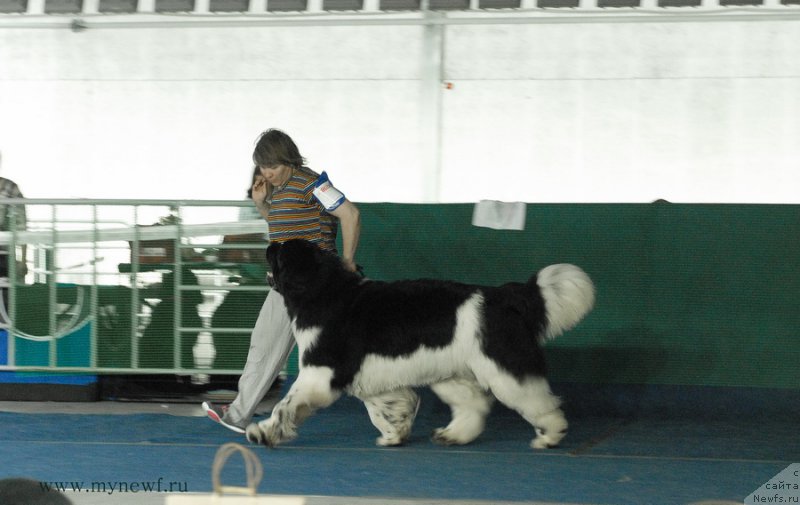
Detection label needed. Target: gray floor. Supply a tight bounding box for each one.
[0,400,205,417]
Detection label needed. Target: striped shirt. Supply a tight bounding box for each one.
[0,177,26,233]
[267,168,338,253]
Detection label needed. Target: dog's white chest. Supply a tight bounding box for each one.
[291,322,321,355]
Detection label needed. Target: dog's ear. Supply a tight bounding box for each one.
[266,242,281,268]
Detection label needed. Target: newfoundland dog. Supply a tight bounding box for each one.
[246,239,594,450]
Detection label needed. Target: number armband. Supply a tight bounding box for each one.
[312,171,346,212]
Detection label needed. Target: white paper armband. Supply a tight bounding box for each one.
[313,171,346,212]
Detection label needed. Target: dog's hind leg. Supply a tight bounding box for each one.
[486,373,567,449]
[362,387,420,447]
[430,378,494,446]
[246,366,340,448]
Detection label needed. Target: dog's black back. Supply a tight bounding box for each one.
[267,240,550,390]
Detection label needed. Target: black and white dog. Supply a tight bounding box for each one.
[246,239,595,450]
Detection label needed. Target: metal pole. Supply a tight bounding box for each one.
[131,206,140,369]
[420,3,446,202]
[173,205,183,370]
[90,204,99,369]
[49,205,57,368]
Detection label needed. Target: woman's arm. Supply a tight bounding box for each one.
[329,200,361,272]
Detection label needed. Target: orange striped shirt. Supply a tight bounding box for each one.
[267,168,338,253]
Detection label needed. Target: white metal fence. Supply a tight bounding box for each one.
[0,198,271,375]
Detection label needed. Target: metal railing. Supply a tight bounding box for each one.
[2,0,798,28]
[0,198,270,376]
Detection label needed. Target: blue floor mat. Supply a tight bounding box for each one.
[1,437,786,505]
[586,418,800,461]
[0,394,794,505]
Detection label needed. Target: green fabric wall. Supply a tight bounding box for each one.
[352,203,800,389]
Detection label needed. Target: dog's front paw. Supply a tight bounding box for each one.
[245,423,266,446]
[247,416,297,448]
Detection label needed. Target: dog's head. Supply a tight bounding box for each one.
[266,239,341,300]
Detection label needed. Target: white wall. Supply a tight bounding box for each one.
[0,24,426,202]
[1,16,798,204]
[440,21,800,203]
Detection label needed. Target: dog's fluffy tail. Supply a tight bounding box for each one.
[534,264,595,342]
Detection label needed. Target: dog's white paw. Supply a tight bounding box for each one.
[531,424,567,450]
[375,435,404,447]
[431,427,465,446]
[245,423,264,445]
[245,417,297,448]
[531,436,552,449]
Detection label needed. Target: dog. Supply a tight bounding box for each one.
[246,239,595,450]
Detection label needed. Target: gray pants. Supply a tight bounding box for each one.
[224,289,294,427]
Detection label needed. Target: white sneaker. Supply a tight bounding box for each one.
[202,401,246,434]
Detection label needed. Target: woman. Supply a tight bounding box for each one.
[203,129,361,433]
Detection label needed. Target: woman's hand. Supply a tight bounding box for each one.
[251,175,268,210]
